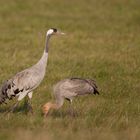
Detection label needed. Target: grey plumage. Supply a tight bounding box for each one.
[0,28,65,112]
[0,59,47,104]
[53,78,99,106]
[43,78,99,116]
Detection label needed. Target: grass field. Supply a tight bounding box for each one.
[0,0,140,139]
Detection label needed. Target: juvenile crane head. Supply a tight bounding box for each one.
[43,102,51,116]
[46,28,65,36]
[43,102,59,117]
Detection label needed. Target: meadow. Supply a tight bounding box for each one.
[0,0,140,139]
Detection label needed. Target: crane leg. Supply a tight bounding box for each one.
[27,99,33,114]
[5,92,28,114]
[5,102,19,114]
[69,100,75,117]
[27,92,33,114]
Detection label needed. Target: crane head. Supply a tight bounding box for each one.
[46,28,65,36]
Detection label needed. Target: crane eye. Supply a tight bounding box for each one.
[51,28,57,33]
[53,28,57,33]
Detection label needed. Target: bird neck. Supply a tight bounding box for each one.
[45,35,51,53]
[35,35,51,67]
[48,102,60,110]
[52,103,60,109]
[43,102,59,115]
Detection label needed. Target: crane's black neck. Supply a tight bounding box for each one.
[45,35,51,53]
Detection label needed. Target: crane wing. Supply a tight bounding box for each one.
[0,68,40,101]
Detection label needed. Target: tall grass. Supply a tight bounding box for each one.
[0,0,140,139]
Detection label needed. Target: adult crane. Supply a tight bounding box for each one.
[0,28,65,113]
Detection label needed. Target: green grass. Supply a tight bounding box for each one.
[0,0,140,139]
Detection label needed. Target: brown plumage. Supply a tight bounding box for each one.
[43,78,99,116]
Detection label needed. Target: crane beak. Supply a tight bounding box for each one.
[57,31,66,35]
[60,32,66,35]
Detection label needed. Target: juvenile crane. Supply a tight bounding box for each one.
[0,28,65,113]
[43,78,99,116]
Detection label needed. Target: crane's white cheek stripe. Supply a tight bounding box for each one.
[46,29,54,36]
